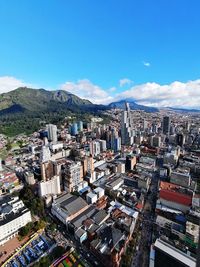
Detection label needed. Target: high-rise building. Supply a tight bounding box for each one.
[71,122,78,136]
[77,121,83,132]
[90,141,101,157]
[125,155,137,171]
[41,161,55,180]
[152,122,158,134]
[152,136,161,147]
[121,102,134,145]
[80,156,94,176]
[47,124,57,143]
[176,133,185,147]
[40,146,51,163]
[114,137,121,152]
[143,119,148,131]
[163,116,171,135]
[62,161,83,192]
[98,140,107,152]
[154,238,196,267]
[39,175,61,197]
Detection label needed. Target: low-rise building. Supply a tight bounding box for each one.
[51,193,89,225]
[159,189,192,213]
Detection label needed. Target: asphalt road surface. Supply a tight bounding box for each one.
[132,172,159,267]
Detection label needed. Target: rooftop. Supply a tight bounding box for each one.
[159,189,192,206]
[53,193,88,216]
[154,239,196,267]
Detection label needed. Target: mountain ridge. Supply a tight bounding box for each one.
[0,87,100,115]
[108,99,159,112]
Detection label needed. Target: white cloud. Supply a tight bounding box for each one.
[119,78,133,87]
[143,61,151,67]
[0,76,30,93]
[1,76,200,109]
[108,87,116,92]
[116,79,200,108]
[60,79,114,104]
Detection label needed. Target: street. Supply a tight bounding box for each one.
[131,172,159,267]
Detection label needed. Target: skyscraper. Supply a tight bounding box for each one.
[71,122,78,136]
[121,102,134,145]
[163,116,171,135]
[47,124,58,143]
[77,121,83,132]
[90,141,101,157]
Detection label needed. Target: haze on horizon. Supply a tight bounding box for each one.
[0,0,200,108]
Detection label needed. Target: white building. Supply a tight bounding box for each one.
[98,140,107,152]
[24,171,35,185]
[47,124,58,143]
[0,196,32,245]
[40,145,51,163]
[62,161,83,192]
[50,143,63,152]
[39,175,61,197]
[121,102,134,145]
[94,187,105,199]
[117,163,126,174]
[90,141,101,157]
[86,192,98,204]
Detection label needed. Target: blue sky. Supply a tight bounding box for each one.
[0,0,200,107]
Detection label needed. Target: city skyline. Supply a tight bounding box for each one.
[0,1,200,108]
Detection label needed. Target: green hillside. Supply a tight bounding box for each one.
[0,87,106,136]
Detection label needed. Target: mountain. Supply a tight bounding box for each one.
[0,87,105,115]
[168,107,200,113]
[108,99,159,113]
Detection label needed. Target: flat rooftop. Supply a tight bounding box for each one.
[155,239,196,267]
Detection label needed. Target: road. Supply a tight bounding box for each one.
[131,171,159,267]
[47,211,102,267]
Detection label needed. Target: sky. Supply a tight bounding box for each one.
[0,0,200,108]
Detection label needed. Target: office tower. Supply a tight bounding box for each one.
[40,145,51,163]
[71,122,78,136]
[62,161,83,192]
[114,137,121,152]
[77,121,83,132]
[47,124,58,143]
[185,121,191,132]
[98,140,107,152]
[152,122,158,134]
[90,141,101,157]
[143,119,148,131]
[152,136,161,147]
[176,133,185,147]
[125,155,137,171]
[110,128,121,152]
[163,116,171,135]
[121,102,134,145]
[170,125,175,135]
